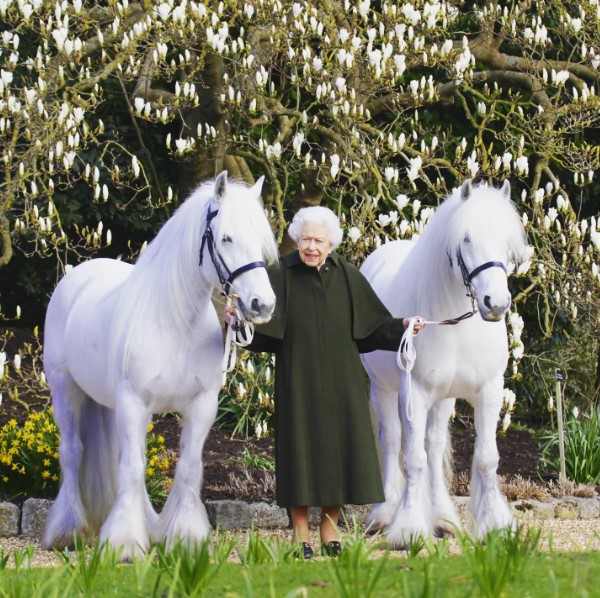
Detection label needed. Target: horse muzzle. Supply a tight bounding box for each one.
[238,296,275,324]
[479,293,511,322]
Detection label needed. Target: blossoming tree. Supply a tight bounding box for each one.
[1,0,599,417]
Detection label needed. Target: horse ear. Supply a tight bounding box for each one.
[460,179,472,201]
[252,175,265,196]
[214,171,228,202]
[501,179,511,199]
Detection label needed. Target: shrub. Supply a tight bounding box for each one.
[539,409,600,484]
[0,408,60,499]
[217,351,275,439]
[0,409,172,503]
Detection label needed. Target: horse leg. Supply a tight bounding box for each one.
[43,369,90,549]
[426,399,461,537]
[386,381,433,549]
[366,381,404,532]
[470,386,514,539]
[99,385,152,560]
[157,389,218,548]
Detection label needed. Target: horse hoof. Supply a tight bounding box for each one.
[434,526,456,539]
[364,523,386,536]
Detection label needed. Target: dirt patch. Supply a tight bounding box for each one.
[0,326,577,504]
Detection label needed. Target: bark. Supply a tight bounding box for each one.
[177,53,227,197]
[0,212,12,268]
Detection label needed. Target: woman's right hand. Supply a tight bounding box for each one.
[224,304,236,325]
[403,316,426,334]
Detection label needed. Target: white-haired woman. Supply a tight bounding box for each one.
[227,206,424,558]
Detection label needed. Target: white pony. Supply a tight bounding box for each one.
[43,172,278,559]
[361,180,528,547]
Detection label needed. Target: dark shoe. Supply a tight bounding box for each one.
[322,540,342,557]
[294,542,314,559]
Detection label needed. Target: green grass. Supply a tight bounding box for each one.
[2,531,600,596]
[539,409,600,484]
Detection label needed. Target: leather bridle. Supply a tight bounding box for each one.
[442,248,507,324]
[198,205,267,296]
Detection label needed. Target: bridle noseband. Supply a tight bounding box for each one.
[443,248,507,324]
[198,205,267,296]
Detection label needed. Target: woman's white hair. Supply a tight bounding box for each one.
[288,206,344,250]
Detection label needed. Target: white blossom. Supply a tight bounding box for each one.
[396,194,409,210]
[330,154,340,178]
[554,70,570,85]
[347,226,361,243]
[406,156,422,182]
[515,155,529,175]
[503,388,516,411]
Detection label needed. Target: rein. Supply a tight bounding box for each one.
[397,251,508,421]
[222,301,255,383]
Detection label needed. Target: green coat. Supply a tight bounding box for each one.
[248,250,405,507]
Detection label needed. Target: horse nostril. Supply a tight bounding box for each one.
[251,297,261,313]
[484,295,492,310]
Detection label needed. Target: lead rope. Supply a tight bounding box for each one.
[396,309,477,421]
[222,300,255,385]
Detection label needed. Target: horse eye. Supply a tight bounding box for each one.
[464,235,471,243]
[222,235,233,244]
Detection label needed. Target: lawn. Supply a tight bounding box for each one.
[1,527,599,597]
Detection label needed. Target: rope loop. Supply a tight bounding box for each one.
[222,303,255,384]
[395,309,476,421]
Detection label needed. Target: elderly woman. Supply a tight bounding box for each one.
[229,206,424,558]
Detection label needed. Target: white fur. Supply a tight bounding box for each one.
[43,174,277,560]
[361,180,527,547]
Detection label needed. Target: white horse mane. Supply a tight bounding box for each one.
[111,178,278,373]
[397,182,528,316]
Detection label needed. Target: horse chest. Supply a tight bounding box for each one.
[415,325,508,399]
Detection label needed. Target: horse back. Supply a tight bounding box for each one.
[360,239,415,313]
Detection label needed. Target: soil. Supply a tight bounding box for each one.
[1,375,546,503]
[0,326,551,504]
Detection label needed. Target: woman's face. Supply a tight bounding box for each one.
[297,222,333,268]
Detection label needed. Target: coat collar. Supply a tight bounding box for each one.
[283,249,340,268]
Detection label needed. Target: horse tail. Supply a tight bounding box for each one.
[79,396,119,533]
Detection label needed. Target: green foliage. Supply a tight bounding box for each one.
[154,539,223,598]
[539,409,600,484]
[54,536,119,594]
[228,446,275,471]
[0,408,172,503]
[327,533,389,598]
[144,422,173,505]
[3,533,600,596]
[457,526,542,597]
[217,351,275,439]
[0,408,60,499]
[236,529,295,566]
